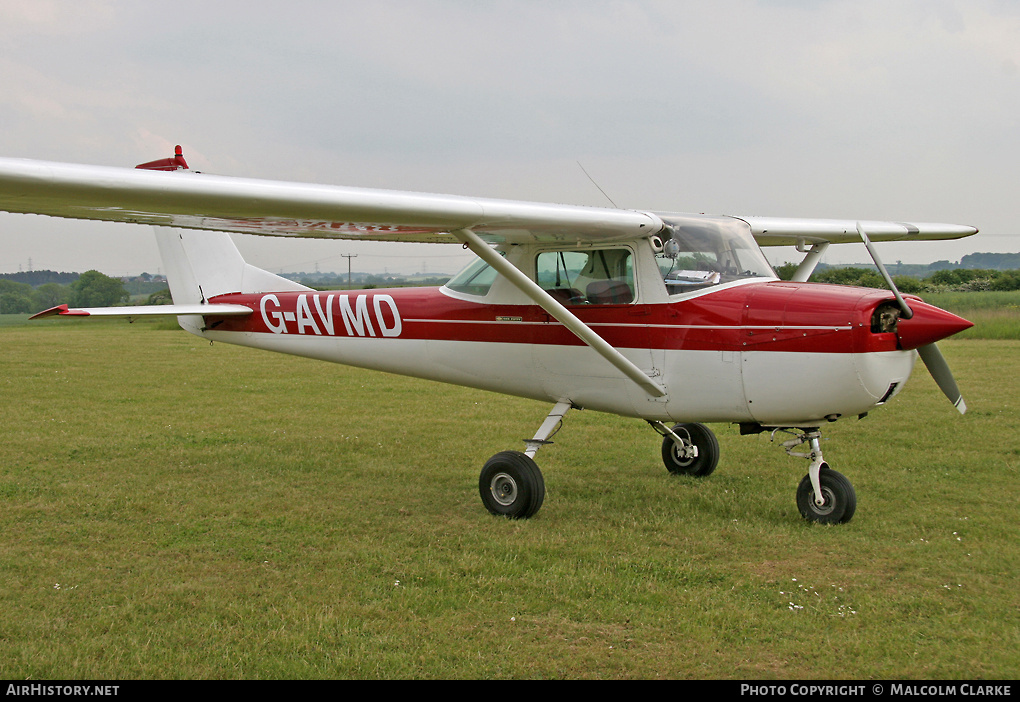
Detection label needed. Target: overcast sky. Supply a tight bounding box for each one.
[0,0,1017,276]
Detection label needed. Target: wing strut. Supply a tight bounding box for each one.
[790,241,829,282]
[452,228,667,399]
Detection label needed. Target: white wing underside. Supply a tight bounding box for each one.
[0,156,978,246]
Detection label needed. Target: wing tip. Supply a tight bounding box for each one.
[29,304,89,319]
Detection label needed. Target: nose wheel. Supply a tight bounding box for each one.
[795,464,856,524]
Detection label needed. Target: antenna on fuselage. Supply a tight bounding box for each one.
[576,161,618,208]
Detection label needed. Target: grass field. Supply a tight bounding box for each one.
[1,319,1017,679]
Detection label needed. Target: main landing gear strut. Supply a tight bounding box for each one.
[478,401,570,519]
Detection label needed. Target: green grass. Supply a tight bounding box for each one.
[0,321,1017,679]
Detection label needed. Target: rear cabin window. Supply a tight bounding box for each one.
[535,248,634,305]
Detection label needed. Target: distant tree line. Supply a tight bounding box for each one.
[0,270,131,314]
[774,264,1020,292]
[921,251,1020,271]
[773,252,1020,283]
[0,269,80,286]
[289,272,453,288]
[959,252,1020,270]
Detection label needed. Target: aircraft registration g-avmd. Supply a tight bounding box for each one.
[0,147,977,524]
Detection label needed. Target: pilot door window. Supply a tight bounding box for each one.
[535,249,634,305]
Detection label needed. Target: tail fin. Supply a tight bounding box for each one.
[154,227,310,305]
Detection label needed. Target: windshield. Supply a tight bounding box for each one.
[444,256,500,296]
[654,213,776,292]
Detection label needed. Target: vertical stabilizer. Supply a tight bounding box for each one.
[154,227,311,304]
[153,227,311,333]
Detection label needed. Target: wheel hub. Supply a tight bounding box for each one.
[811,487,835,515]
[490,472,518,506]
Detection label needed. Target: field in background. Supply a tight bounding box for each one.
[0,319,1017,679]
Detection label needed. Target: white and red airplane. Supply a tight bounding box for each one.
[0,147,976,524]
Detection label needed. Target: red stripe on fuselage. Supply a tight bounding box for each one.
[204,283,911,354]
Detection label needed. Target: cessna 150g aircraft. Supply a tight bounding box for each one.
[0,148,976,524]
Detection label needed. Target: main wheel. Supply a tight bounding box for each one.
[796,465,857,524]
[661,423,719,477]
[479,450,545,519]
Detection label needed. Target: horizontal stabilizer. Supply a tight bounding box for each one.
[30,303,253,319]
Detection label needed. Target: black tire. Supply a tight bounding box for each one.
[661,423,719,477]
[479,450,545,519]
[796,465,857,524]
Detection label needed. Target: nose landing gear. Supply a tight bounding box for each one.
[774,429,857,524]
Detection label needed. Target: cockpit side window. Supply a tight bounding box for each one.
[536,248,634,304]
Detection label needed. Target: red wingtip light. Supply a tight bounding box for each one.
[174,146,189,169]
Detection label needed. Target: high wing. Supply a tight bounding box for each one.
[740,216,978,246]
[0,155,976,246]
[0,156,661,244]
